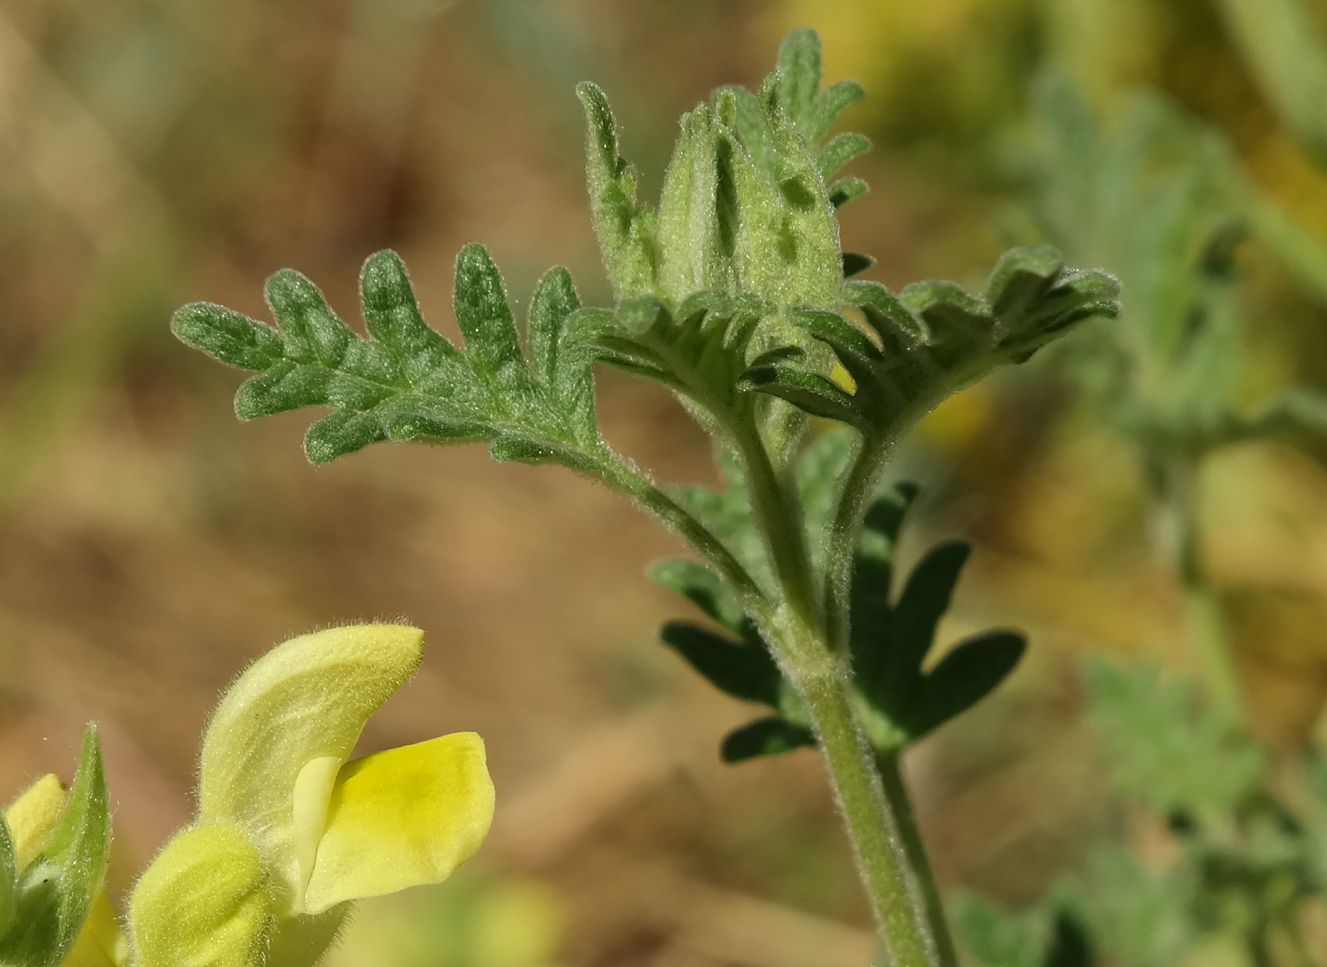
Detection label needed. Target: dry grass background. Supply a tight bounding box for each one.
[5,1,1327,964]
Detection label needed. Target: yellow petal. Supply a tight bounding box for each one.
[302,733,494,915]
[198,624,424,901]
[5,774,65,870]
[61,888,129,967]
[128,821,273,967]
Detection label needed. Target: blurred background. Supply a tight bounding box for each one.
[5,0,1327,964]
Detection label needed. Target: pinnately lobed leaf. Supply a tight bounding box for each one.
[171,246,611,472]
[742,246,1122,438]
[651,479,1026,760]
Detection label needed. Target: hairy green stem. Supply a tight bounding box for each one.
[876,752,959,966]
[789,652,947,967]
[597,455,765,606]
[823,435,889,652]
[743,421,951,966]
[733,419,820,629]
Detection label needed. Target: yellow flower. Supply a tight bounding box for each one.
[128,624,495,966]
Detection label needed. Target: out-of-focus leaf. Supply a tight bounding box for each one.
[1086,660,1265,815]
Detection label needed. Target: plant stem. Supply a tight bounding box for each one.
[600,456,765,606]
[789,649,950,967]
[740,419,952,966]
[876,752,960,966]
[732,420,820,628]
[823,436,889,651]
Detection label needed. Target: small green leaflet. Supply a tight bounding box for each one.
[172,246,611,472]
[0,726,111,967]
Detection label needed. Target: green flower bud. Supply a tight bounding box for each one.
[129,821,273,967]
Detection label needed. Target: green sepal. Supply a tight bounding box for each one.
[773,29,823,137]
[656,104,731,302]
[173,247,610,472]
[0,726,111,967]
[129,821,274,967]
[721,718,815,762]
[818,132,871,180]
[0,816,15,933]
[579,29,864,318]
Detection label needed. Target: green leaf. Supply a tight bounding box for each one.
[841,252,875,277]
[0,726,111,967]
[668,447,772,590]
[845,491,1025,750]
[889,541,972,675]
[818,132,871,180]
[173,247,612,472]
[898,632,1026,739]
[453,244,534,399]
[774,29,823,137]
[659,622,782,706]
[648,559,745,632]
[828,176,869,208]
[721,718,815,762]
[738,362,861,428]
[575,81,657,298]
[743,247,1120,440]
[171,303,285,371]
[1086,660,1266,815]
[583,290,772,431]
[1218,0,1327,161]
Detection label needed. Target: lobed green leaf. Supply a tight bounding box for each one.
[722,718,815,762]
[172,247,610,471]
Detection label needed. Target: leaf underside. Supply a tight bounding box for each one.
[652,478,1026,761]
